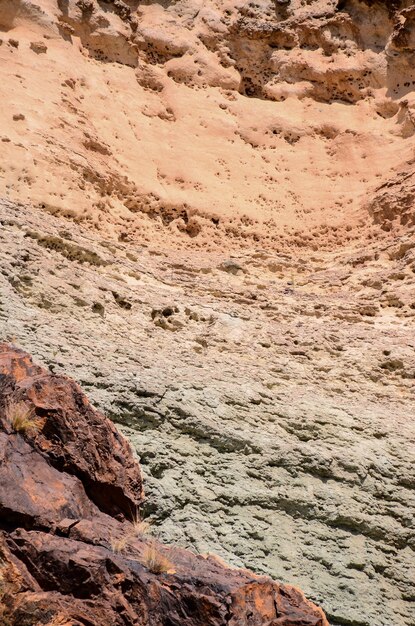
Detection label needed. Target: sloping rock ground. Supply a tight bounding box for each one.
[0,199,414,626]
[0,343,329,626]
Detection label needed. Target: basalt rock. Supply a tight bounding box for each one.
[0,343,144,519]
[0,344,328,626]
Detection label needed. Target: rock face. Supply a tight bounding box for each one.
[1,1,415,625]
[1,199,414,626]
[0,343,144,520]
[1,0,415,249]
[0,344,328,626]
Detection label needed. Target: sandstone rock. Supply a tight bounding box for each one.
[219,259,246,275]
[30,41,47,54]
[367,168,415,232]
[1,0,415,624]
[1,0,415,249]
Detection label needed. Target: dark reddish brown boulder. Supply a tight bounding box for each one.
[0,344,329,626]
[4,528,328,626]
[0,343,144,518]
[0,430,97,528]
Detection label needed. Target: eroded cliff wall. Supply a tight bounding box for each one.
[1,0,415,248]
[0,2,415,626]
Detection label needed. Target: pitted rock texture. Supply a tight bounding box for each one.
[0,199,414,626]
[0,344,328,626]
[1,0,415,249]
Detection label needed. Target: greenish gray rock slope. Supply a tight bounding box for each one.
[1,199,414,626]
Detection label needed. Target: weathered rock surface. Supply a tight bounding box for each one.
[0,342,144,519]
[1,0,415,249]
[1,0,415,625]
[0,199,414,626]
[0,344,328,626]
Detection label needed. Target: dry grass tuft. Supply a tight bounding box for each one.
[0,562,9,626]
[110,536,129,554]
[0,557,20,596]
[0,560,7,598]
[110,512,152,555]
[5,401,44,435]
[131,511,152,538]
[142,542,175,575]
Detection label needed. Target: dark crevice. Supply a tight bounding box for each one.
[0,507,49,534]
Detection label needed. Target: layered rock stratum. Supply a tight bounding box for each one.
[0,1,415,626]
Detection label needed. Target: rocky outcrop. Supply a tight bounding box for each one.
[0,343,144,519]
[367,167,415,231]
[0,343,328,626]
[1,0,415,624]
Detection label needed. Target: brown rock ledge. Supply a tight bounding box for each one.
[0,344,328,626]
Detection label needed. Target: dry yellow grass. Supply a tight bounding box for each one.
[0,562,9,626]
[110,511,152,555]
[5,401,44,435]
[110,535,129,554]
[131,511,152,538]
[142,542,175,575]
[0,560,7,598]
[0,556,20,592]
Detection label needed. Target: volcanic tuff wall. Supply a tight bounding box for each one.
[1,0,415,248]
[1,199,414,626]
[0,1,415,626]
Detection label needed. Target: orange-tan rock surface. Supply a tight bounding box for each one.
[1,0,415,250]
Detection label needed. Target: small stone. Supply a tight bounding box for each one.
[30,41,48,54]
[219,259,246,275]
[92,302,105,316]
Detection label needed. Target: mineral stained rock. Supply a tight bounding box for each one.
[0,344,328,626]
